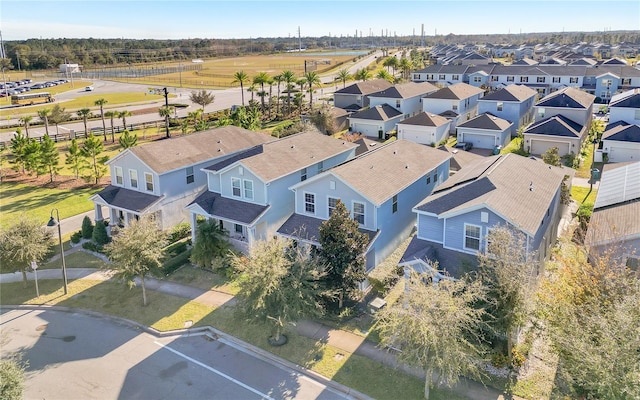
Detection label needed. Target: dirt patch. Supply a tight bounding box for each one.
[2,170,108,190]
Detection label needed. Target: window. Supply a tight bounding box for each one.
[413,74,420,80]
[426,74,434,80]
[634,109,640,120]
[235,224,243,234]
[426,174,431,184]
[300,168,307,181]
[186,166,194,184]
[497,102,503,111]
[506,76,514,82]
[114,166,123,185]
[537,77,546,83]
[622,78,631,85]
[304,192,315,214]
[490,75,498,82]
[243,180,253,200]
[520,76,529,83]
[395,100,401,108]
[552,76,561,83]
[129,170,138,188]
[569,77,578,84]
[452,102,458,110]
[145,173,154,192]
[464,224,481,251]
[602,79,612,87]
[231,178,241,197]
[485,227,494,253]
[452,74,459,80]
[317,161,324,173]
[328,197,338,216]
[392,195,398,213]
[353,202,365,224]
[473,76,481,83]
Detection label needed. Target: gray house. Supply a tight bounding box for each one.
[477,84,537,136]
[333,79,392,110]
[524,114,588,156]
[456,112,513,150]
[348,104,404,139]
[368,81,438,119]
[397,112,452,146]
[90,126,273,230]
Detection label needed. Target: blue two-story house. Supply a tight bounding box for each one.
[477,84,537,136]
[368,81,438,119]
[185,131,358,252]
[277,139,451,271]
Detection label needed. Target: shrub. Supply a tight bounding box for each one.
[71,231,83,244]
[92,221,110,246]
[491,352,510,368]
[82,241,98,252]
[168,222,191,244]
[165,240,187,257]
[81,216,94,239]
[162,249,192,275]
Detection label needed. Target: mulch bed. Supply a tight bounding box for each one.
[2,171,108,190]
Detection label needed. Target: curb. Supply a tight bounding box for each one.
[1,305,372,400]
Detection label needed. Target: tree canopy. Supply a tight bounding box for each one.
[0,216,52,287]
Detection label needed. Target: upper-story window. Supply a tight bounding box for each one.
[395,100,401,108]
[602,79,612,87]
[304,192,315,214]
[426,74,434,80]
[464,224,481,251]
[392,195,398,213]
[129,169,138,188]
[144,172,154,192]
[621,78,631,85]
[552,77,561,83]
[497,102,503,111]
[537,77,546,83]
[506,76,514,82]
[328,197,338,216]
[634,109,640,120]
[520,76,529,83]
[490,75,498,82]
[231,178,241,197]
[317,161,324,174]
[413,74,421,80]
[452,74,460,81]
[300,168,307,181]
[114,166,123,185]
[439,74,446,80]
[186,166,194,184]
[452,102,458,110]
[353,202,365,225]
[243,180,254,200]
[473,76,482,83]
[569,77,578,84]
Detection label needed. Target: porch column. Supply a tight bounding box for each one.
[190,212,198,242]
[124,212,132,226]
[109,208,118,226]
[94,204,104,221]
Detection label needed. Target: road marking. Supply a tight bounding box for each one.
[153,341,274,400]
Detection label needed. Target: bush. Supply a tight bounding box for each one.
[81,216,94,239]
[162,249,192,275]
[165,240,187,257]
[82,241,98,252]
[71,230,83,244]
[92,221,110,246]
[491,352,510,368]
[168,222,191,244]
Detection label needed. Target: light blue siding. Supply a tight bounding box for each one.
[417,214,444,242]
[478,97,535,136]
[443,208,506,252]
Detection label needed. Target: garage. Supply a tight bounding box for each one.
[530,139,571,156]
[608,145,639,162]
[349,122,380,138]
[461,133,496,149]
[399,127,436,145]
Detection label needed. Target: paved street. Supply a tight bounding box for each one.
[0,308,356,400]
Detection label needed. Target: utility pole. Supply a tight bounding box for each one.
[298,26,301,51]
[163,87,170,138]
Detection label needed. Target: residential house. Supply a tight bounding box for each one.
[90,126,273,230]
[368,81,438,119]
[456,112,513,150]
[333,79,392,110]
[396,112,452,146]
[185,131,358,252]
[437,145,485,172]
[601,122,640,163]
[585,161,640,266]
[608,88,640,125]
[524,114,588,156]
[533,86,595,127]
[348,104,404,139]
[400,154,567,280]
[477,84,537,136]
[411,65,469,86]
[277,139,452,271]
[422,83,485,133]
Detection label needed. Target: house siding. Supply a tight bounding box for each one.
[609,106,640,125]
[535,105,593,128]
[417,214,444,242]
[397,122,451,145]
[478,98,535,136]
[443,209,506,253]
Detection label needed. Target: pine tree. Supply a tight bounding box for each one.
[9,129,28,174]
[81,216,94,239]
[23,139,42,176]
[80,134,108,184]
[65,138,83,179]
[118,130,138,149]
[38,134,60,182]
[92,220,109,246]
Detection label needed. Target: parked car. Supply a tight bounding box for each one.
[454,142,473,151]
[85,86,94,91]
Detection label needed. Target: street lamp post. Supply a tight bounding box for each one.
[47,209,68,295]
[590,138,599,192]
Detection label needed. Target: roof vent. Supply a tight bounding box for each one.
[218,148,222,152]
[217,140,222,143]
[405,164,409,169]
[529,181,534,191]
[370,165,374,169]
[393,150,397,155]
[291,145,295,149]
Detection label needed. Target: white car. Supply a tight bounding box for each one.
[85,86,94,91]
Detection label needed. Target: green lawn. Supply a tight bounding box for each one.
[0,181,100,228]
[163,265,241,295]
[571,186,597,205]
[41,250,108,270]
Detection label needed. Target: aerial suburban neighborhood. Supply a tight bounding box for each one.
[1,2,639,399]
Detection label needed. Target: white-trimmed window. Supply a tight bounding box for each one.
[473,76,481,83]
[537,77,545,83]
[395,100,401,108]
[186,166,194,184]
[231,178,241,197]
[552,76,561,83]
[439,74,446,80]
[114,166,123,185]
[569,77,578,84]
[520,76,529,83]
[497,102,503,111]
[485,227,494,253]
[243,179,253,200]
[304,192,315,214]
[452,74,460,81]
[301,168,307,181]
[464,224,481,251]
[634,109,640,120]
[144,172,154,192]
[129,169,138,188]
[392,195,398,213]
[506,76,514,82]
[353,202,365,225]
[235,224,243,234]
[317,161,324,173]
[621,78,631,85]
[328,197,338,216]
[490,75,498,82]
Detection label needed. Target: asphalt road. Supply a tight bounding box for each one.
[0,309,353,400]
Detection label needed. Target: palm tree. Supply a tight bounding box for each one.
[19,115,33,138]
[232,70,249,106]
[118,110,133,131]
[399,58,413,80]
[253,72,271,111]
[281,70,296,116]
[37,108,51,137]
[104,110,116,142]
[247,83,257,106]
[304,71,322,107]
[335,68,352,89]
[376,69,394,83]
[354,68,371,82]
[383,56,399,75]
[76,108,91,136]
[94,98,108,141]
[272,74,283,116]
[158,106,173,138]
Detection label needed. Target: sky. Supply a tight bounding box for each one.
[1,0,639,41]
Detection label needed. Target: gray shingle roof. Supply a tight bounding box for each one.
[399,236,478,279]
[525,115,586,138]
[277,213,379,246]
[602,122,640,142]
[414,65,470,74]
[437,145,485,171]
[535,87,595,109]
[349,104,403,121]
[423,83,484,100]
[92,185,162,213]
[398,112,450,127]
[480,84,537,102]
[334,79,392,95]
[126,126,273,174]
[457,113,512,131]
[609,89,640,108]
[490,64,588,77]
[188,191,269,225]
[369,82,438,99]
[414,154,566,236]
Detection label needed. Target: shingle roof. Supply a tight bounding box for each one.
[126,126,273,174]
[437,145,485,171]
[602,122,640,142]
[609,89,640,108]
[512,58,539,66]
[188,191,269,225]
[398,112,450,127]
[349,104,403,121]
[525,115,586,138]
[334,79,392,95]
[207,131,357,183]
[414,154,566,236]
[399,236,478,279]
[480,84,537,102]
[329,139,451,205]
[92,185,162,213]
[490,64,588,77]
[457,113,513,131]
[369,82,438,99]
[414,65,470,74]
[277,213,379,246]
[535,87,595,109]
[423,83,484,100]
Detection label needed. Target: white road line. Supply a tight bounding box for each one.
[153,341,275,400]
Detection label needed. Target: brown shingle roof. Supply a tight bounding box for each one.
[334,79,393,95]
[369,82,438,99]
[128,126,273,174]
[398,112,450,127]
[423,82,484,100]
[481,84,537,102]
[458,113,513,131]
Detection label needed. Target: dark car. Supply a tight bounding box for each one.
[454,142,473,151]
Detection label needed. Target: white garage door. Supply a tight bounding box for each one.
[400,127,435,145]
[530,140,571,156]
[463,133,495,149]
[350,122,380,138]
[609,146,639,162]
